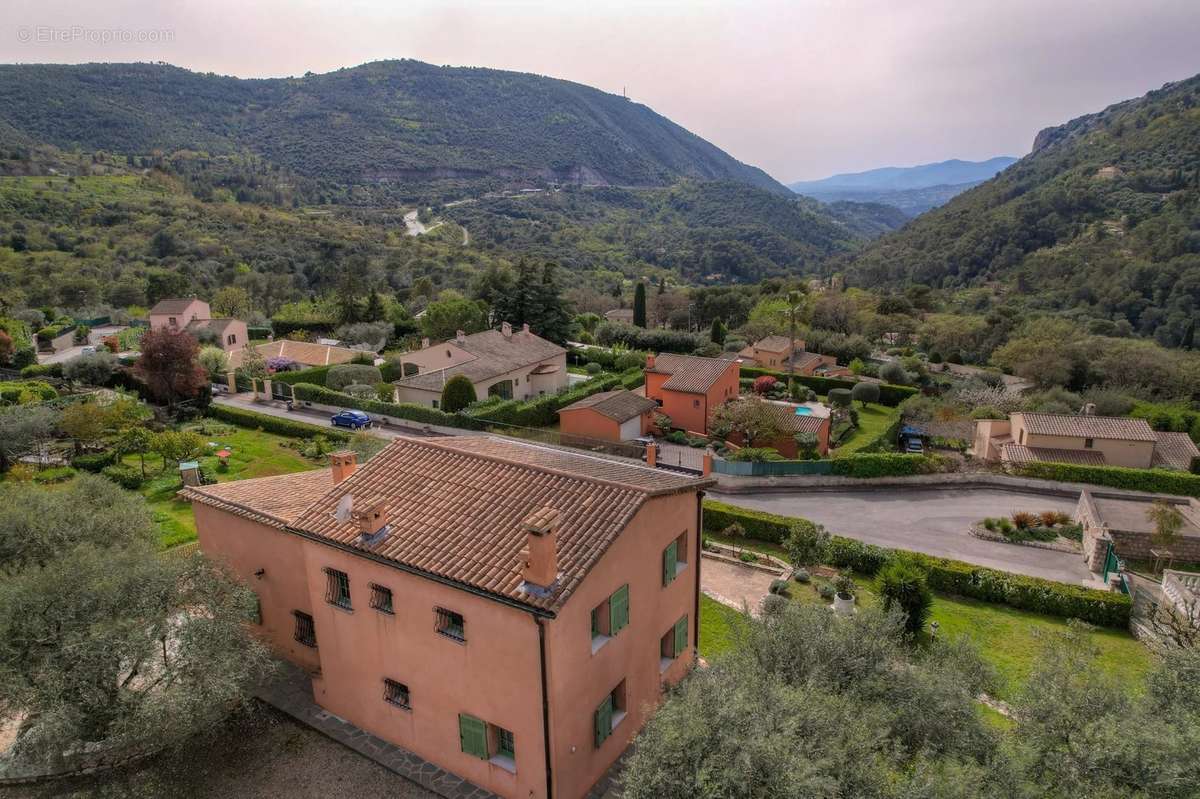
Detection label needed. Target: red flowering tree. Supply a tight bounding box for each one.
[752,375,777,395]
[134,327,207,407]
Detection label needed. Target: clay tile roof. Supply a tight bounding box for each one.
[559,389,659,423]
[393,328,565,391]
[185,435,710,613]
[1152,432,1200,471]
[186,317,239,336]
[753,335,793,352]
[150,298,204,315]
[1000,443,1107,466]
[251,339,361,367]
[1015,412,1158,442]
[649,353,736,394]
[179,468,335,529]
[759,402,830,435]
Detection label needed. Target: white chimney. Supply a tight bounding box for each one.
[522,323,530,334]
[455,330,466,346]
[421,337,430,349]
[502,321,513,339]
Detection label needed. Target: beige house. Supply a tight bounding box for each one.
[392,323,567,408]
[973,412,1199,471]
[738,335,801,368]
[149,298,212,331]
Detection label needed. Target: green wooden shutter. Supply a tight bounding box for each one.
[662,540,677,586]
[459,714,488,759]
[674,615,688,657]
[609,585,629,635]
[594,695,613,747]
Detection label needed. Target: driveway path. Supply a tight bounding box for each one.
[212,394,437,440]
[711,487,1098,585]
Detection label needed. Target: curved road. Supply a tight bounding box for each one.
[711,487,1099,585]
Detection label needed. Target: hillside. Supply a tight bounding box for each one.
[0,60,787,199]
[844,75,1200,347]
[441,181,873,283]
[790,157,1017,213]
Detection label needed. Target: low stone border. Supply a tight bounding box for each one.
[0,744,158,786]
[968,523,1080,554]
[701,544,789,576]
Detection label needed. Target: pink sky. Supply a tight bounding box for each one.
[4,0,1198,181]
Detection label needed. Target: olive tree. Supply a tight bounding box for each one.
[326,363,383,391]
[0,405,60,472]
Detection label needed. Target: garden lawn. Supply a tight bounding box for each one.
[830,402,899,456]
[698,593,748,659]
[127,422,322,548]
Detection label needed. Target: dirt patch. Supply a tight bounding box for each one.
[5,703,435,799]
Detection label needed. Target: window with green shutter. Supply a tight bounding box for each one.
[674,615,688,657]
[662,540,677,586]
[459,714,488,759]
[594,694,613,748]
[609,584,629,635]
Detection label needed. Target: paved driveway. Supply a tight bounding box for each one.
[711,487,1098,585]
[212,395,436,441]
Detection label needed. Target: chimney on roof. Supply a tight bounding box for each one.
[351,498,389,537]
[1081,403,1097,415]
[501,321,513,339]
[421,337,430,349]
[522,322,530,334]
[702,447,714,477]
[520,506,561,589]
[330,451,357,484]
[646,353,656,370]
[455,330,466,345]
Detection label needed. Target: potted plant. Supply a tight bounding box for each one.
[832,574,856,616]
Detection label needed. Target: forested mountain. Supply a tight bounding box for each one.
[844,75,1200,347]
[0,61,787,199]
[790,157,1017,214]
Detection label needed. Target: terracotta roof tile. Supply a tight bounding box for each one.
[559,389,659,423]
[149,298,205,315]
[1152,432,1200,471]
[1000,443,1108,466]
[184,435,709,612]
[649,354,737,394]
[179,468,335,528]
[752,335,794,352]
[392,329,565,391]
[1015,412,1157,442]
[759,401,830,435]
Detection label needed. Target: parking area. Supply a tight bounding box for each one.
[710,487,1098,585]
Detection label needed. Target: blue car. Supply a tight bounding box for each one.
[331,410,372,430]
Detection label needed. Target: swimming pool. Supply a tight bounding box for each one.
[794,406,813,415]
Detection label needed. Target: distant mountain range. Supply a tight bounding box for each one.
[789,157,1018,214]
[843,74,1200,348]
[0,60,789,198]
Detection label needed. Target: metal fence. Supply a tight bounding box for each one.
[713,458,834,476]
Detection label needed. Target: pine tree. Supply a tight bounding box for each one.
[533,262,573,344]
[657,276,666,295]
[363,290,385,322]
[633,282,647,328]
[508,259,540,328]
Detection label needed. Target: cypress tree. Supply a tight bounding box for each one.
[633,282,647,328]
[710,318,726,345]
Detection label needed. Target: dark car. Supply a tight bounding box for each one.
[904,437,924,454]
[331,410,372,430]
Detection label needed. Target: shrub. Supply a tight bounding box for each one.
[19,363,54,378]
[880,362,910,385]
[792,568,811,584]
[71,450,117,472]
[102,463,144,489]
[997,518,1015,534]
[752,375,777,395]
[818,584,836,601]
[850,381,880,407]
[203,403,351,441]
[825,536,892,575]
[1041,510,1072,527]
[1012,511,1038,529]
[1008,461,1200,498]
[768,579,791,596]
[878,561,934,634]
[738,365,919,407]
[982,518,998,531]
[33,466,76,484]
[739,552,757,563]
[834,574,856,598]
[828,388,852,408]
[829,453,950,478]
[584,361,603,375]
[725,447,784,462]
[343,383,376,399]
[783,520,830,567]
[761,594,788,615]
[271,364,336,386]
[326,364,383,391]
[440,374,478,413]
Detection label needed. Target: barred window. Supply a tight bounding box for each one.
[370,583,394,615]
[496,726,515,760]
[436,607,465,642]
[293,611,316,647]
[383,679,410,709]
[324,567,352,610]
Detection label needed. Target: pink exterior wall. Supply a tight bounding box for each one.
[542,492,699,799]
[149,300,209,331]
[192,504,321,673]
[218,319,249,352]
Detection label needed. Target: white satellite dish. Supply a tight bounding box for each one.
[333,494,354,524]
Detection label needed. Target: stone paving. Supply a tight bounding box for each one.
[701,555,779,615]
[256,660,499,799]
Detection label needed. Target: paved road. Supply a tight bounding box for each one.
[212,394,435,440]
[711,487,1098,585]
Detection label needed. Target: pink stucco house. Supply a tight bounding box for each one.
[182,436,711,799]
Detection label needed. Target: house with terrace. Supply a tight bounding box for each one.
[972,412,1199,471]
[643,353,740,436]
[1076,490,1200,571]
[181,436,710,799]
[391,323,567,407]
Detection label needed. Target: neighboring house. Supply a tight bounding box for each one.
[724,401,831,458]
[737,335,802,368]
[790,351,850,378]
[181,436,710,799]
[392,323,567,407]
[558,390,660,443]
[185,317,248,353]
[149,298,211,331]
[1076,489,1200,570]
[972,412,1200,471]
[228,339,362,370]
[644,353,740,435]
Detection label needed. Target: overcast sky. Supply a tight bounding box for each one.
[4,0,1199,181]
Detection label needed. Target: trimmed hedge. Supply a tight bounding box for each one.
[0,380,59,403]
[247,326,273,340]
[858,411,903,454]
[270,364,337,386]
[829,453,950,478]
[466,373,625,428]
[701,500,1130,628]
[102,463,144,489]
[71,450,117,472]
[204,403,352,441]
[739,366,917,406]
[1009,461,1200,498]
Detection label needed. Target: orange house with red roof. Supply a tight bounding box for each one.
[643,353,740,435]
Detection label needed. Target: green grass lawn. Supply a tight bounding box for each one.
[124,421,322,548]
[830,402,899,456]
[698,593,748,659]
